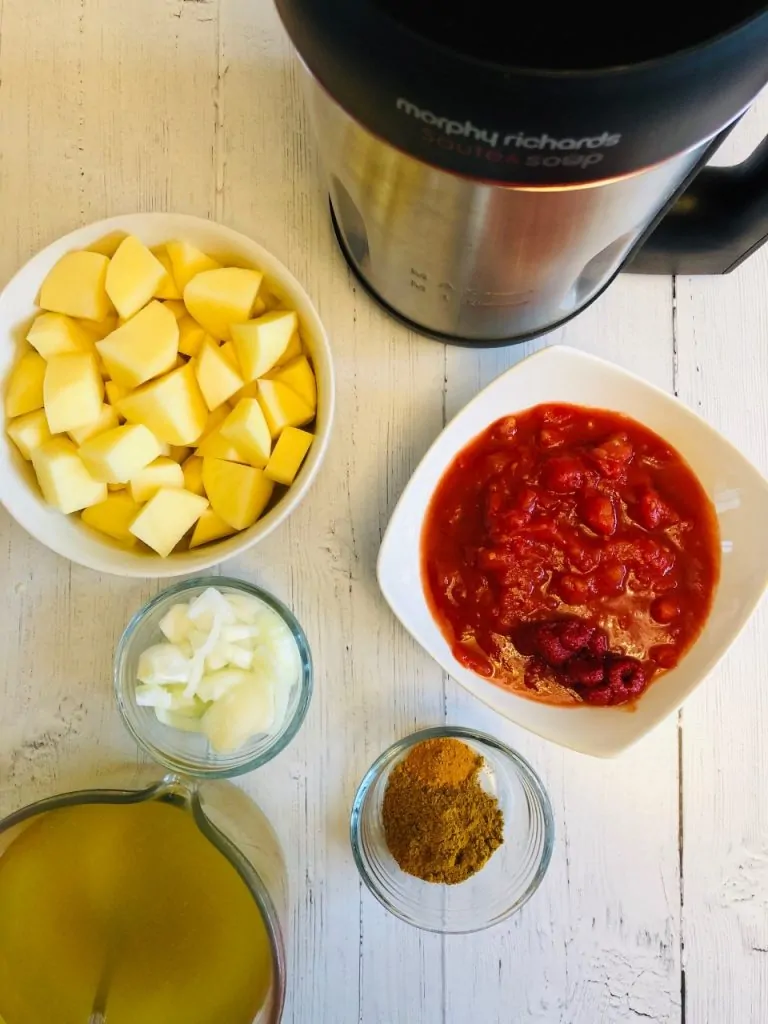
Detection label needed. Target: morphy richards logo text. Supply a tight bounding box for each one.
[396,98,621,153]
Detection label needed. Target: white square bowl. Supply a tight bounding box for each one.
[377,345,768,757]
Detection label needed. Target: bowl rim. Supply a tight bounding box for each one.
[376,344,768,757]
[0,212,335,577]
[114,576,313,778]
[349,725,555,933]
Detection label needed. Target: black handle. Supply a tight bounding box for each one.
[629,132,768,275]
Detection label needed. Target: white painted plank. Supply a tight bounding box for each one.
[442,275,682,1024]
[0,0,221,811]
[215,4,446,1020]
[675,89,768,1024]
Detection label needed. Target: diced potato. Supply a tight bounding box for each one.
[264,426,313,486]
[26,313,94,359]
[219,398,271,468]
[6,409,53,460]
[86,232,128,258]
[67,403,120,445]
[129,487,209,556]
[182,454,205,495]
[232,379,260,403]
[202,458,273,530]
[162,299,187,321]
[261,290,282,312]
[166,240,221,292]
[175,315,210,358]
[108,482,126,491]
[150,245,182,300]
[116,364,208,445]
[168,445,191,463]
[193,403,231,445]
[184,267,263,340]
[96,300,179,388]
[76,314,119,341]
[196,423,248,462]
[105,235,167,319]
[31,438,107,513]
[81,491,142,545]
[231,310,298,382]
[194,337,243,410]
[270,354,317,409]
[105,380,128,408]
[256,379,314,438]
[5,350,46,417]
[129,456,185,502]
[43,352,104,433]
[39,251,111,321]
[78,423,162,484]
[189,508,236,548]
[277,330,303,365]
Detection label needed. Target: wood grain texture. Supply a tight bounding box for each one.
[675,90,768,1024]
[0,2,766,1022]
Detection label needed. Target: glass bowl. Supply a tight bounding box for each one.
[350,726,554,933]
[115,576,312,778]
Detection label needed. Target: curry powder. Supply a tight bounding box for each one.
[382,737,504,884]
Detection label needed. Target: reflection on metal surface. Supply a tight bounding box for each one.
[302,67,707,342]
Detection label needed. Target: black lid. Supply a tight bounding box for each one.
[275,0,768,185]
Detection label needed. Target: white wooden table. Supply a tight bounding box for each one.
[1,3,767,1022]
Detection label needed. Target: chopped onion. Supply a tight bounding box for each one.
[134,588,300,752]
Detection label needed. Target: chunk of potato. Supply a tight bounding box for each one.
[202,458,273,530]
[189,508,236,548]
[184,267,263,340]
[129,487,209,556]
[26,313,95,359]
[193,403,231,447]
[104,380,128,408]
[168,444,192,463]
[81,491,142,545]
[256,379,314,438]
[264,426,313,486]
[196,423,248,462]
[219,398,271,468]
[6,409,53,460]
[182,454,205,495]
[150,245,182,300]
[194,337,243,410]
[39,251,112,321]
[116,363,208,445]
[43,352,104,433]
[269,354,317,409]
[5,350,46,418]
[162,299,187,321]
[105,235,167,319]
[166,240,221,292]
[86,232,128,258]
[177,315,212,358]
[231,310,297,382]
[75,314,119,341]
[277,330,303,365]
[129,456,185,502]
[78,423,162,484]
[96,300,179,388]
[31,438,107,513]
[67,403,120,445]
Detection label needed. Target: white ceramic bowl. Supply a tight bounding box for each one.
[378,345,768,757]
[0,213,334,577]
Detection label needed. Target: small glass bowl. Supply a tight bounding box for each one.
[114,576,313,778]
[350,726,554,933]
